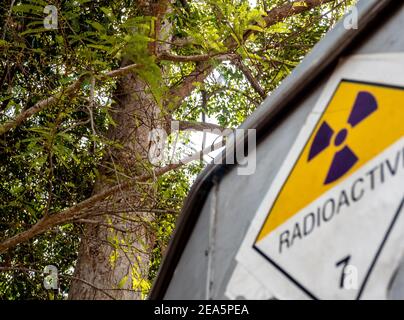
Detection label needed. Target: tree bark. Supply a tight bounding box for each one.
[68,65,159,299]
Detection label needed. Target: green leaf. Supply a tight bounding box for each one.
[12,4,43,14]
[0,40,10,47]
[20,28,53,36]
[87,21,106,33]
[118,275,128,289]
[247,25,264,32]
[87,44,112,52]
[293,1,308,7]
[267,22,290,34]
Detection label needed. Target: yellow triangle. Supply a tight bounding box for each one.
[256,81,404,243]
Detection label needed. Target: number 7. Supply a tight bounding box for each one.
[336,255,351,289]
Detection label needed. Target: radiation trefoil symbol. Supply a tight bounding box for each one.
[308,91,378,185]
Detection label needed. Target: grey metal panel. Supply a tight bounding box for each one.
[388,256,404,300]
[163,1,404,299]
[164,192,212,299]
[354,5,404,55]
[211,89,325,298]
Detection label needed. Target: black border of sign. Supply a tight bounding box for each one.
[252,79,404,300]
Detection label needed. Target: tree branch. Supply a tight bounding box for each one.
[0,137,226,254]
[233,59,266,99]
[168,0,335,110]
[0,63,141,137]
[168,61,215,110]
[178,139,225,164]
[157,52,237,63]
[165,37,198,47]
[0,162,166,254]
[259,0,335,41]
[99,63,142,80]
[0,79,84,137]
[0,266,117,299]
[0,131,229,254]
[177,120,229,132]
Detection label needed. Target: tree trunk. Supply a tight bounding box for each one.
[68,65,160,300]
[68,0,172,300]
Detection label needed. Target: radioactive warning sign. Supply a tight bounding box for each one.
[256,80,403,245]
[231,54,404,300]
[254,80,404,299]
